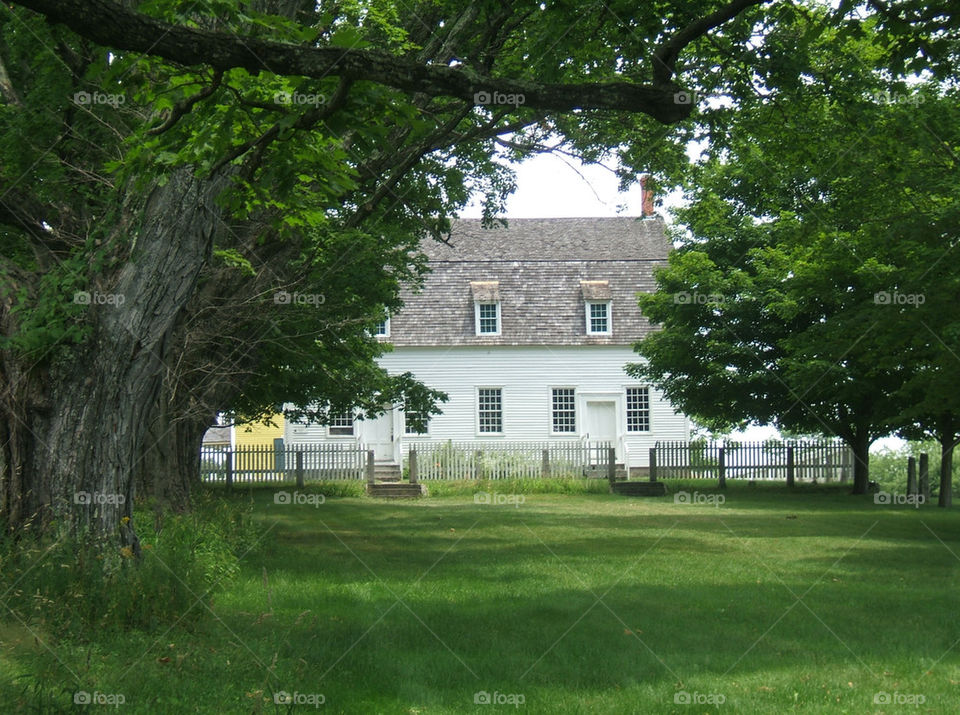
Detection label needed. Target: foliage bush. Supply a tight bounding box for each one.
[870,440,960,497]
[227,480,366,498]
[298,480,366,498]
[0,490,256,635]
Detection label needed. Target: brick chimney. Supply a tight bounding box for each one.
[640,174,656,218]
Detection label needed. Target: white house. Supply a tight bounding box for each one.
[284,216,690,471]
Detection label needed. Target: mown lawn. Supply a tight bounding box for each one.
[2,482,959,713]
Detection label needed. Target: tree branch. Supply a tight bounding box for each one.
[16,0,696,123]
[209,76,353,177]
[0,54,22,106]
[652,0,770,84]
[147,69,223,135]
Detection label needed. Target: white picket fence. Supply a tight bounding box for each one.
[405,440,611,480]
[653,440,854,482]
[200,443,368,483]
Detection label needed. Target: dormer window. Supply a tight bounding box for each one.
[581,280,612,335]
[586,301,611,334]
[476,302,500,334]
[375,316,390,337]
[471,281,501,336]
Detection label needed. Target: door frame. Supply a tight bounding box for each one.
[578,391,623,461]
[364,406,399,463]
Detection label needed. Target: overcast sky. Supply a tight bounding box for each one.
[460,152,649,219]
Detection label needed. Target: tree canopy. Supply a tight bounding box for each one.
[2,0,958,540]
[629,10,960,495]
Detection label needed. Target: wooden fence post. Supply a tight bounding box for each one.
[786,446,795,488]
[409,449,419,485]
[907,456,917,496]
[541,449,550,478]
[718,447,726,489]
[225,450,233,490]
[296,450,304,489]
[919,453,929,503]
[648,447,657,482]
[366,450,376,485]
[607,446,617,486]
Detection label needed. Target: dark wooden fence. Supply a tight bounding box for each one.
[200,443,368,485]
[651,440,853,485]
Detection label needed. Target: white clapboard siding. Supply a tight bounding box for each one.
[284,420,360,447]
[287,345,688,468]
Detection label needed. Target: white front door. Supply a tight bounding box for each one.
[368,409,395,463]
[585,400,618,460]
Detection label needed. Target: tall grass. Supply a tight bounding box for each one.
[0,489,256,634]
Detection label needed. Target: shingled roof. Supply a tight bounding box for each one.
[388,216,670,347]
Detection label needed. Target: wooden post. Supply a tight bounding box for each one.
[786,446,795,488]
[919,453,929,502]
[542,449,550,478]
[409,449,419,485]
[366,450,376,485]
[907,456,917,496]
[648,447,657,482]
[607,446,617,486]
[225,450,233,490]
[718,447,726,489]
[296,450,304,489]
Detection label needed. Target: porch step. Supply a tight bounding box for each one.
[611,481,668,497]
[373,464,402,482]
[367,483,425,499]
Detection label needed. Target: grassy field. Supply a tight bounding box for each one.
[2,481,959,713]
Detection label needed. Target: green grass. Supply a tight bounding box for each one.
[2,482,959,713]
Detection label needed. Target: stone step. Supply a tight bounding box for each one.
[367,483,425,499]
[611,481,667,497]
[373,464,402,482]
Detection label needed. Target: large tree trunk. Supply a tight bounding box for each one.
[136,405,209,513]
[849,431,871,495]
[0,167,229,543]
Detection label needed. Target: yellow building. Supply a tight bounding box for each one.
[232,414,285,449]
[232,413,285,476]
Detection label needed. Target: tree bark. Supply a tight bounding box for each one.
[0,167,229,543]
[849,431,872,495]
[938,416,957,508]
[136,405,208,513]
[938,441,953,508]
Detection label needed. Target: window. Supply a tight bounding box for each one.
[328,411,354,436]
[551,388,576,433]
[375,316,390,337]
[625,387,650,432]
[470,281,500,335]
[475,302,500,335]
[478,388,503,433]
[404,405,429,435]
[586,301,611,334]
